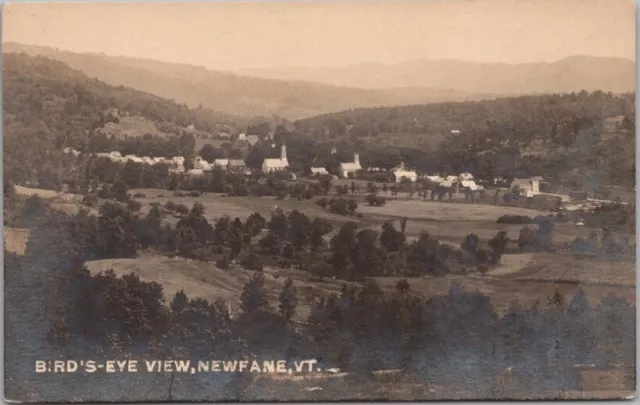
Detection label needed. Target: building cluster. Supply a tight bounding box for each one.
[64,148,249,176]
[63,145,544,196]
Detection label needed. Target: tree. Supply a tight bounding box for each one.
[310,218,333,253]
[245,213,266,237]
[278,278,298,322]
[461,233,480,254]
[488,231,509,264]
[380,221,405,252]
[171,289,189,314]
[240,272,270,314]
[518,226,536,251]
[316,198,329,209]
[347,199,358,214]
[199,144,221,163]
[288,210,311,251]
[330,222,358,273]
[96,202,137,258]
[111,181,129,202]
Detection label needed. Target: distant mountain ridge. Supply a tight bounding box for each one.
[3,42,509,120]
[238,55,636,94]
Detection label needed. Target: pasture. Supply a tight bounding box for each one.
[85,253,355,321]
[85,249,635,321]
[131,188,366,226]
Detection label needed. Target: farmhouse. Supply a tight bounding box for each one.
[511,177,540,197]
[215,158,247,172]
[187,168,204,176]
[62,147,80,156]
[392,163,417,182]
[426,175,445,183]
[310,167,329,175]
[262,145,289,173]
[339,153,362,178]
[460,179,484,191]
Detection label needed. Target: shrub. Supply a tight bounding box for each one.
[366,193,386,206]
[82,194,99,207]
[165,201,177,212]
[316,197,329,209]
[190,190,201,197]
[497,214,533,224]
[347,199,358,213]
[241,253,264,272]
[329,198,349,215]
[216,256,230,270]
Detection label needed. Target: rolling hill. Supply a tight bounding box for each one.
[239,56,636,94]
[4,42,502,120]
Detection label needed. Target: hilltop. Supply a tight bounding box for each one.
[240,56,636,94]
[4,42,501,119]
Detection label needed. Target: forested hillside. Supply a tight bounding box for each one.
[295,92,635,140]
[293,92,636,187]
[3,53,247,184]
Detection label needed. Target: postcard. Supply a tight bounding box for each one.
[3,0,636,401]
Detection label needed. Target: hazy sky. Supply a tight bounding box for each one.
[3,0,636,70]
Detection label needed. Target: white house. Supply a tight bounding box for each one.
[63,147,81,157]
[310,167,329,175]
[187,168,204,176]
[214,158,229,168]
[262,145,289,173]
[339,153,362,178]
[228,159,247,172]
[459,172,474,181]
[392,163,417,183]
[237,133,247,142]
[426,175,445,183]
[460,180,484,191]
[511,178,540,197]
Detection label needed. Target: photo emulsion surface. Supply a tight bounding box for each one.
[2,0,636,401]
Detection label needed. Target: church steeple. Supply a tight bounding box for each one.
[281,144,287,160]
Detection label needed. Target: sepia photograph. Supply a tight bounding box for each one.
[2,0,636,402]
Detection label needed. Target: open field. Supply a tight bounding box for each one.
[85,253,356,321]
[132,188,366,226]
[85,250,635,320]
[4,227,30,255]
[358,199,546,221]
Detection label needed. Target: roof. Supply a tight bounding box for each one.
[339,162,361,171]
[439,180,454,188]
[460,180,483,191]
[247,135,260,145]
[214,159,229,166]
[459,172,474,180]
[512,178,533,186]
[311,167,329,174]
[426,175,444,183]
[394,170,417,177]
[228,159,246,166]
[263,158,288,169]
[530,176,545,181]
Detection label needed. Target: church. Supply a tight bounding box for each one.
[262,144,289,173]
[339,153,361,178]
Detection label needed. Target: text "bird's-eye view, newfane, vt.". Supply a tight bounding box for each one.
[2,0,636,402]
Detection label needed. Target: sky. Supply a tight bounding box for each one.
[3,0,636,71]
